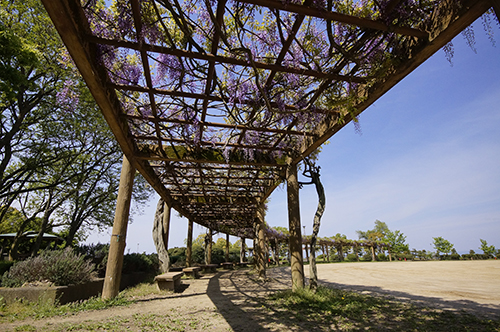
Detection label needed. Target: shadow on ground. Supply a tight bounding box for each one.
[203,267,499,331]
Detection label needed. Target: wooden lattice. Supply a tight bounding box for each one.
[41,0,492,238]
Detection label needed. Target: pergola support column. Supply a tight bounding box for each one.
[240,237,246,263]
[102,155,135,300]
[225,233,230,262]
[162,201,171,250]
[287,163,304,290]
[186,219,193,267]
[255,204,266,279]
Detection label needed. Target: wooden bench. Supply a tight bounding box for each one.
[221,262,234,270]
[182,267,201,279]
[154,272,184,291]
[201,264,218,273]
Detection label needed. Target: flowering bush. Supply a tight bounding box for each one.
[1,248,96,287]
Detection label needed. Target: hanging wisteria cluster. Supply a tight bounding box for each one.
[80,0,449,164]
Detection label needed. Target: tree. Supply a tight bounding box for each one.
[479,239,496,258]
[0,0,70,215]
[298,159,325,292]
[432,237,454,258]
[0,0,154,259]
[386,230,409,257]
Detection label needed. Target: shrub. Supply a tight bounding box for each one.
[0,261,14,275]
[122,253,159,274]
[346,253,358,262]
[1,248,96,287]
[75,243,109,277]
[377,253,388,261]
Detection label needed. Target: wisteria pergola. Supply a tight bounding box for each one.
[42,0,498,298]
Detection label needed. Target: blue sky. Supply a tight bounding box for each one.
[86,17,500,255]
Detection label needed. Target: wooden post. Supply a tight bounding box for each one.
[304,243,309,262]
[287,163,304,290]
[240,237,246,263]
[206,229,212,264]
[186,219,193,267]
[162,201,171,250]
[102,155,135,300]
[225,233,230,262]
[274,239,280,266]
[255,205,266,279]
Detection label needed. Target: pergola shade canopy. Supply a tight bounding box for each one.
[41,0,494,238]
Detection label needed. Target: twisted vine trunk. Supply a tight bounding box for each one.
[152,199,169,273]
[309,173,325,292]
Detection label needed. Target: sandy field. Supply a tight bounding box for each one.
[308,260,500,316]
[2,260,499,331]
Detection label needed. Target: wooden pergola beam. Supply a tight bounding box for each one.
[87,36,368,83]
[235,0,429,38]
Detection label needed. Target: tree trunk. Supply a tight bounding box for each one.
[308,167,325,292]
[338,245,344,261]
[371,246,376,261]
[31,191,54,256]
[152,198,170,273]
[205,229,212,265]
[9,217,33,261]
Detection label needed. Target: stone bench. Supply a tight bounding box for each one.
[154,272,184,291]
[182,266,201,279]
[221,262,234,270]
[201,264,219,273]
[236,262,249,268]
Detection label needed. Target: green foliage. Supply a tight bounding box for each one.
[0,20,40,105]
[432,237,454,257]
[0,260,14,275]
[386,229,409,255]
[122,252,159,274]
[0,294,132,322]
[1,248,96,287]
[0,207,41,234]
[479,239,496,258]
[74,243,109,277]
[346,253,358,262]
[357,220,389,242]
[168,246,186,266]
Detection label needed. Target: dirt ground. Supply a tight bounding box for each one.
[308,260,500,316]
[2,260,499,331]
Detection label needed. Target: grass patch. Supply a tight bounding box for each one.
[120,281,165,298]
[0,281,165,324]
[0,293,133,323]
[265,286,500,331]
